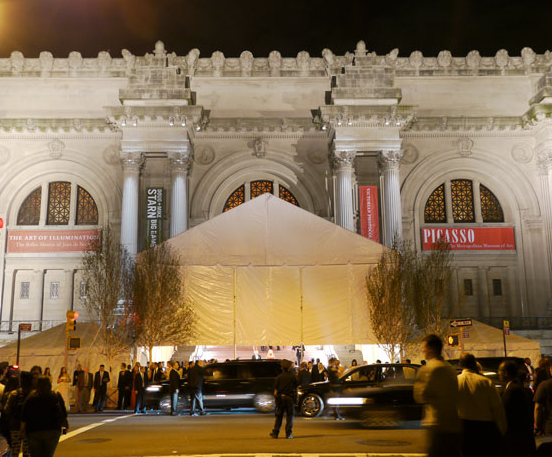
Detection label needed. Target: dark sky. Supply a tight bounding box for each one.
[0,0,549,58]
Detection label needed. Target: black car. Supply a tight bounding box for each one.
[145,359,282,413]
[297,363,422,425]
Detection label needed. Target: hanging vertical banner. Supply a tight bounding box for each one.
[146,188,164,246]
[359,186,380,242]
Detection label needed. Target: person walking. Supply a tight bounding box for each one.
[270,359,298,439]
[20,375,68,457]
[93,365,110,412]
[413,334,461,457]
[188,360,208,416]
[498,360,536,457]
[456,353,506,457]
[6,371,33,457]
[168,361,181,416]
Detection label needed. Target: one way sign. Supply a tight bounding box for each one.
[450,318,473,328]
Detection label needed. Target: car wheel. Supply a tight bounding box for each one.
[360,410,402,428]
[253,392,275,413]
[158,395,171,413]
[300,394,324,417]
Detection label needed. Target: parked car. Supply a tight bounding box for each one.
[145,359,283,413]
[297,363,422,425]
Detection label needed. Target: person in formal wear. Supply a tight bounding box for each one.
[188,360,208,416]
[498,360,536,457]
[72,364,83,412]
[6,371,33,457]
[456,353,506,457]
[56,367,71,409]
[325,358,344,420]
[298,362,311,386]
[168,361,181,416]
[311,359,320,382]
[535,358,552,435]
[80,366,93,412]
[270,359,298,439]
[117,363,131,410]
[251,350,261,360]
[413,334,461,457]
[134,366,147,414]
[93,365,110,412]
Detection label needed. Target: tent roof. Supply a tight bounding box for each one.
[165,193,386,266]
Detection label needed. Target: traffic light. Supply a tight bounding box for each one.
[66,310,79,332]
[448,334,459,346]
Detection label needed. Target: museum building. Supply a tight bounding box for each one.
[0,40,551,335]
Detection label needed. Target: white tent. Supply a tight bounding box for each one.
[165,194,386,346]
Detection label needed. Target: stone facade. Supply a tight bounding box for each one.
[0,40,551,334]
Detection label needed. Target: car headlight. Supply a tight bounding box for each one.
[146,385,162,392]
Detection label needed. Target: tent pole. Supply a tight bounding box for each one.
[300,268,303,350]
[233,268,237,360]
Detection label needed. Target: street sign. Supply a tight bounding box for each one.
[18,323,32,332]
[503,320,510,329]
[69,337,81,349]
[450,318,473,328]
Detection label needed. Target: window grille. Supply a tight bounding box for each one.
[463,279,473,296]
[451,180,475,222]
[480,185,504,223]
[76,186,99,225]
[424,183,446,223]
[279,185,299,206]
[20,282,30,299]
[250,180,273,199]
[492,279,502,296]
[50,282,60,299]
[223,185,245,212]
[17,187,42,225]
[47,182,71,225]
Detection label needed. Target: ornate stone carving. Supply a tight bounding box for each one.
[154,40,166,57]
[240,51,254,76]
[409,51,424,71]
[26,119,36,131]
[296,51,310,75]
[385,48,399,66]
[322,48,335,71]
[268,51,282,76]
[103,144,121,165]
[466,50,481,71]
[437,50,452,68]
[400,144,419,164]
[195,146,215,165]
[511,143,533,164]
[121,49,136,75]
[211,51,225,76]
[333,150,356,167]
[168,151,192,171]
[0,146,10,166]
[39,51,54,76]
[456,137,474,156]
[186,48,200,75]
[378,150,403,171]
[536,149,552,173]
[48,139,65,159]
[521,47,536,69]
[252,138,268,158]
[120,151,144,171]
[68,51,83,70]
[97,51,112,73]
[10,51,25,74]
[495,49,509,71]
[355,41,367,58]
[307,149,326,165]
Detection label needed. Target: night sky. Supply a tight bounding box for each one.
[0,0,549,58]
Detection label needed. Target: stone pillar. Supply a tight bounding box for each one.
[537,151,552,296]
[378,150,403,246]
[332,150,356,231]
[64,269,75,311]
[1,269,15,323]
[120,152,144,257]
[168,151,192,238]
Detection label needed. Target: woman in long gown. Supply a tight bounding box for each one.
[57,367,71,407]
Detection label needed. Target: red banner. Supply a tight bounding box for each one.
[359,186,380,242]
[7,230,100,253]
[421,227,515,251]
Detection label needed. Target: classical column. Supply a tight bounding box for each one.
[120,152,144,257]
[378,150,403,246]
[168,151,192,238]
[537,150,552,296]
[333,150,356,231]
[1,269,15,323]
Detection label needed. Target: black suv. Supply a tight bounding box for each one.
[145,359,282,413]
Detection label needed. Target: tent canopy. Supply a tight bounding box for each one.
[165,194,386,346]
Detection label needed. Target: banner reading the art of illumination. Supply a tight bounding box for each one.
[146,187,164,247]
[421,226,515,251]
[7,230,101,253]
[359,186,380,243]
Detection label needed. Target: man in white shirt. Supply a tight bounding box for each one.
[456,353,506,456]
[414,334,461,457]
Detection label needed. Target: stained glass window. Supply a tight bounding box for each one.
[424,184,446,223]
[279,185,299,206]
[76,186,99,225]
[250,180,273,199]
[17,187,41,225]
[480,185,504,223]
[223,185,245,212]
[451,180,475,222]
[47,181,71,225]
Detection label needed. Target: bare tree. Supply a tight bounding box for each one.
[366,242,417,362]
[132,241,195,362]
[80,224,134,378]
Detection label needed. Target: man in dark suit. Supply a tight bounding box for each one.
[188,360,208,416]
[168,361,181,415]
[298,361,312,386]
[72,364,84,412]
[134,366,147,414]
[117,363,132,410]
[93,364,110,412]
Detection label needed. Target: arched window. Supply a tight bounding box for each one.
[424,179,504,224]
[16,182,99,226]
[223,181,299,212]
[17,187,41,225]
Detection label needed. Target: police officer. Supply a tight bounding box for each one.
[270,359,298,439]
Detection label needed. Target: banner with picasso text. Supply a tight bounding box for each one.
[7,230,101,253]
[421,226,515,251]
[359,186,380,243]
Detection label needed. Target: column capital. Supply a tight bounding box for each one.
[537,148,552,175]
[168,151,193,173]
[120,151,144,172]
[378,149,403,172]
[332,150,356,168]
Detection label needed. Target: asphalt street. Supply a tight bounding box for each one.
[55,410,426,457]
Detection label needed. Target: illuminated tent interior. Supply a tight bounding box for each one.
[164,193,386,346]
